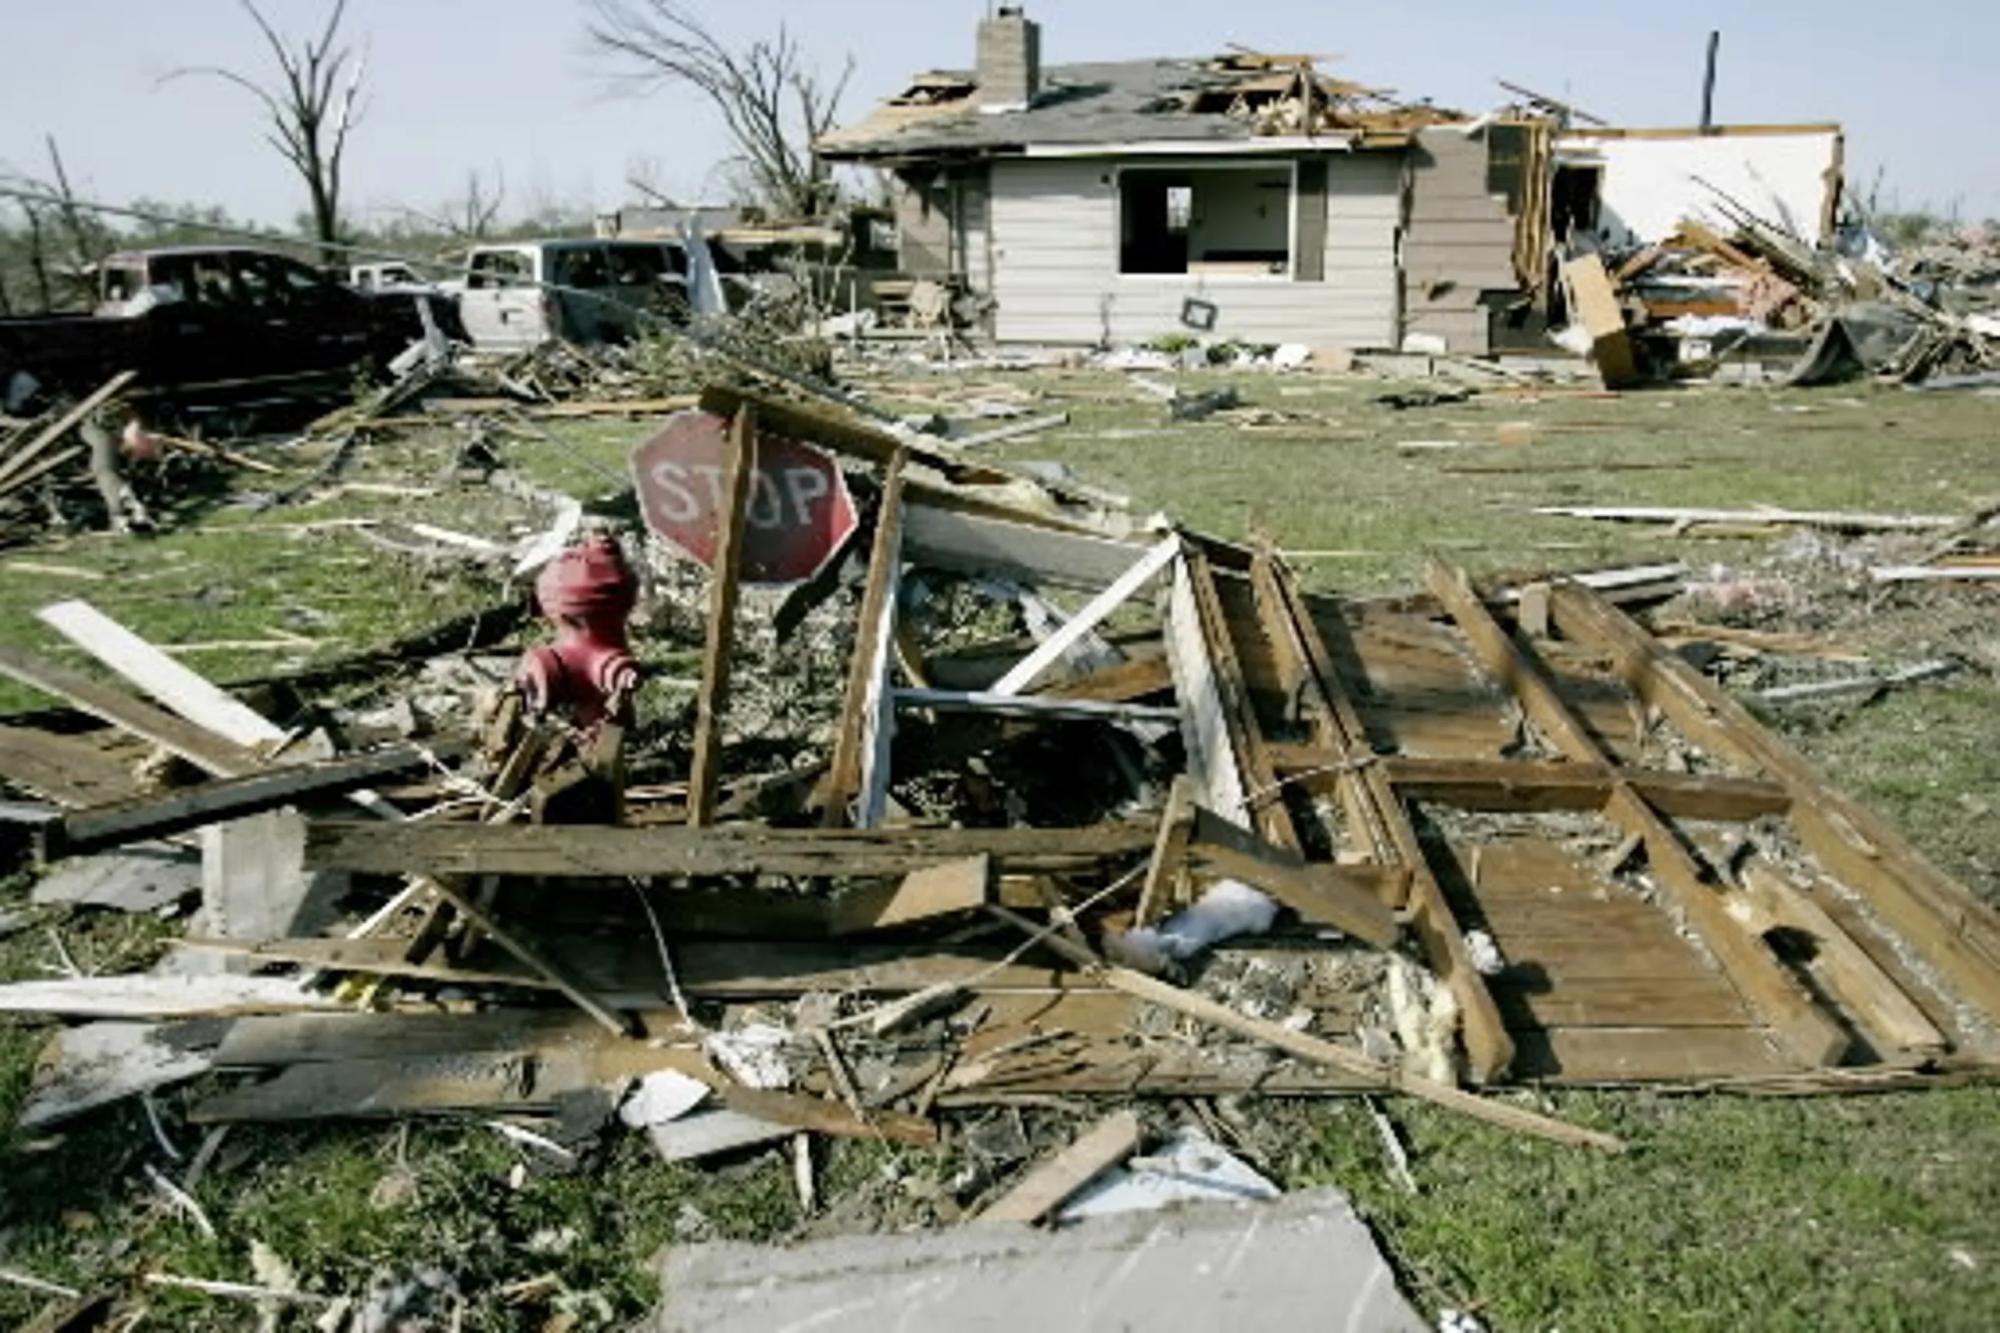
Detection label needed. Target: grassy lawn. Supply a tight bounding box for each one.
[2,365,1997,1328]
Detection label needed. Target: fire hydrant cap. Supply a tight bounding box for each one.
[536,533,637,620]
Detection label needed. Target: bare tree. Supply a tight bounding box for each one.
[165,0,363,263]
[585,0,852,220]
[403,167,507,240]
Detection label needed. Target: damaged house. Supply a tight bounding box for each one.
[818,9,1844,356]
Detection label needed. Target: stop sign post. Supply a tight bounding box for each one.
[630,410,859,585]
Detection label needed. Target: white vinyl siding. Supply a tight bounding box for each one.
[988,153,1400,347]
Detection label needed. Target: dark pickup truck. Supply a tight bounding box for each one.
[0,245,432,413]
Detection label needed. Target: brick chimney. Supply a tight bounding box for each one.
[976,6,1040,112]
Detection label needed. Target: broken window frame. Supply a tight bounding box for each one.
[1113,160,1299,282]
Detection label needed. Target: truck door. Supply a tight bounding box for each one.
[459,248,544,348]
[143,252,253,385]
[262,253,380,374]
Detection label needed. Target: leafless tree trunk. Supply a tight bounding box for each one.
[402,167,506,240]
[165,0,363,264]
[585,0,852,221]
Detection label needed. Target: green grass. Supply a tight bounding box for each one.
[3,368,1999,1328]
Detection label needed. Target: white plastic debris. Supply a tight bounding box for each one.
[1271,343,1313,370]
[1104,879,1279,973]
[619,1070,711,1129]
[1058,1126,1280,1221]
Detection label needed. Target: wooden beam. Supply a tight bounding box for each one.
[1037,653,1174,705]
[821,449,907,827]
[1257,558,1515,1081]
[892,688,1179,726]
[44,743,456,858]
[902,502,1151,590]
[827,855,991,936]
[1359,755,1788,820]
[0,647,261,778]
[974,1110,1141,1223]
[305,819,1156,880]
[989,536,1181,696]
[37,598,283,747]
[422,874,632,1036]
[1550,580,2000,1022]
[1135,775,1196,926]
[700,383,1007,485]
[1427,561,1848,1067]
[1182,550,1293,849]
[1186,806,1400,946]
[1740,861,1946,1056]
[988,919,1621,1150]
[1162,555,1248,818]
[0,369,137,490]
[687,407,757,826]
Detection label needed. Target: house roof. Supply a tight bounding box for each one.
[817,56,1458,161]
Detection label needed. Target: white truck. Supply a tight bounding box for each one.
[455,238,695,350]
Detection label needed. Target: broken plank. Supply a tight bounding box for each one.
[1373,755,1790,820]
[1739,862,1946,1055]
[191,1049,555,1123]
[0,724,140,808]
[1262,559,1514,1081]
[717,1087,937,1145]
[902,502,1150,591]
[0,974,340,1020]
[1186,806,1400,946]
[989,536,1180,696]
[423,875,631,1036]
[307,820,1154,880]
[0,370,137,490]
[974,1109,1142,1224]
[37,599,283,746]
[687,408,758,826]
[0,647,260,777]
[16,1019,223,1131]
[1036,653,1173,704]
[1428,561,1848,1067]
[893,688,1177,726]
[700,384,1006,486]
[828,855,990,936]
[1549,581,2000,1024]
[212,1009,605,1067]
[822,449,906,828]
[1135,775,1197,927]
[197,934,1085,999]
[1104,963,1622,1150]
[1534,505,1957,533]
[44,743,451,859]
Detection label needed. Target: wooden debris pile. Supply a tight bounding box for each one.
[5,385,2000,1209]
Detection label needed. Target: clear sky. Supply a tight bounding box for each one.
[1,0,1992,230]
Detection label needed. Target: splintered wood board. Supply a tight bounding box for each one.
[1452,839,1801,1082]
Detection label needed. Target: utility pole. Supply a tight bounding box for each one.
[1700,31,1720,130]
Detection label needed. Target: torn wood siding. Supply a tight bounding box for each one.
[1403,127,1517,354]
[987,153,1399,347]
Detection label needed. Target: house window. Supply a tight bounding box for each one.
[1119,166,1291,276]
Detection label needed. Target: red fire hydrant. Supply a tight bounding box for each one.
[515,533,641,731]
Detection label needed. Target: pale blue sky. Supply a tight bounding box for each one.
[1,0,1991,229]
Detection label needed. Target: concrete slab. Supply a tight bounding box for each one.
[650,1188,1426,1333]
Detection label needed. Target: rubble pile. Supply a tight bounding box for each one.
[1571,212,2000,387]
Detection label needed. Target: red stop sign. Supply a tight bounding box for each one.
[630,410,859,585]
